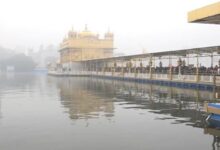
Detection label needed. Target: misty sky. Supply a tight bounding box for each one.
[0,0,220,55]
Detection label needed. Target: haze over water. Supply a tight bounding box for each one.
[0,73,217,150]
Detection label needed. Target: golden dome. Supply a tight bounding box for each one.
[79,31,95,37]
[105,32,113,36]
[78,24,96,38]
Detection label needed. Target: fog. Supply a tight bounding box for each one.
[0,0,220,55]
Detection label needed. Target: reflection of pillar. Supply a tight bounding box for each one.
[170,87,174,98]
[196,89,200,102]
[149,84,153,102]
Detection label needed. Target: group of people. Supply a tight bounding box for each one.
[102,58,220,75]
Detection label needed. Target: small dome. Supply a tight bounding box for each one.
[105,31,114,39]
[68,31,77,38]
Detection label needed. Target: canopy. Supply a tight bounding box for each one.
[188,2,220,24]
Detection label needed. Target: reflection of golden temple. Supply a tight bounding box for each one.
[52,74,217,123]
[58,78,114,120]
[60,25,114,64]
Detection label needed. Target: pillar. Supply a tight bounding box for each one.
[129,60,131,73]
[211,52,213,68]
[140,59,143,74]
[178,57,181,75]
[196,53,200,83]
[113,61,116,76]
[149,56,153,79]
[169,56,172,80]
[134,59,137,78]
[122,60,124,77]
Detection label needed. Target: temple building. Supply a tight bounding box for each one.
[59,25,114,65]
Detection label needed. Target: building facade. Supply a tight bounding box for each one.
[59,25,114,65]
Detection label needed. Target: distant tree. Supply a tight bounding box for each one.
[0,46,15,61]
[0,54,36,72]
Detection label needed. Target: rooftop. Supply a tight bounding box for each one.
[83,45,220,62]
[188,2,220,24]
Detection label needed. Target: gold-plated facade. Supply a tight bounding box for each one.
[60,26,114,64]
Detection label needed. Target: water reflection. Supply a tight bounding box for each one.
[55,78,115,120]
[54,77,218,149]
[0,73,35,88]
[0,73,37,119]
[0,74,218,150]
[205,128,220,150]
[55,77,214,127]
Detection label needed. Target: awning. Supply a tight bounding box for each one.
[188,2,220,24]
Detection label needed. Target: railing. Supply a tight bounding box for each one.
[200,75,213,83]
[136,73,150,79]
[113,72,123,77]
[49,70,216,85]
[124,73,136,78]
[172,74,196,82]
[155,74,169,80]
[105,72,112,76]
